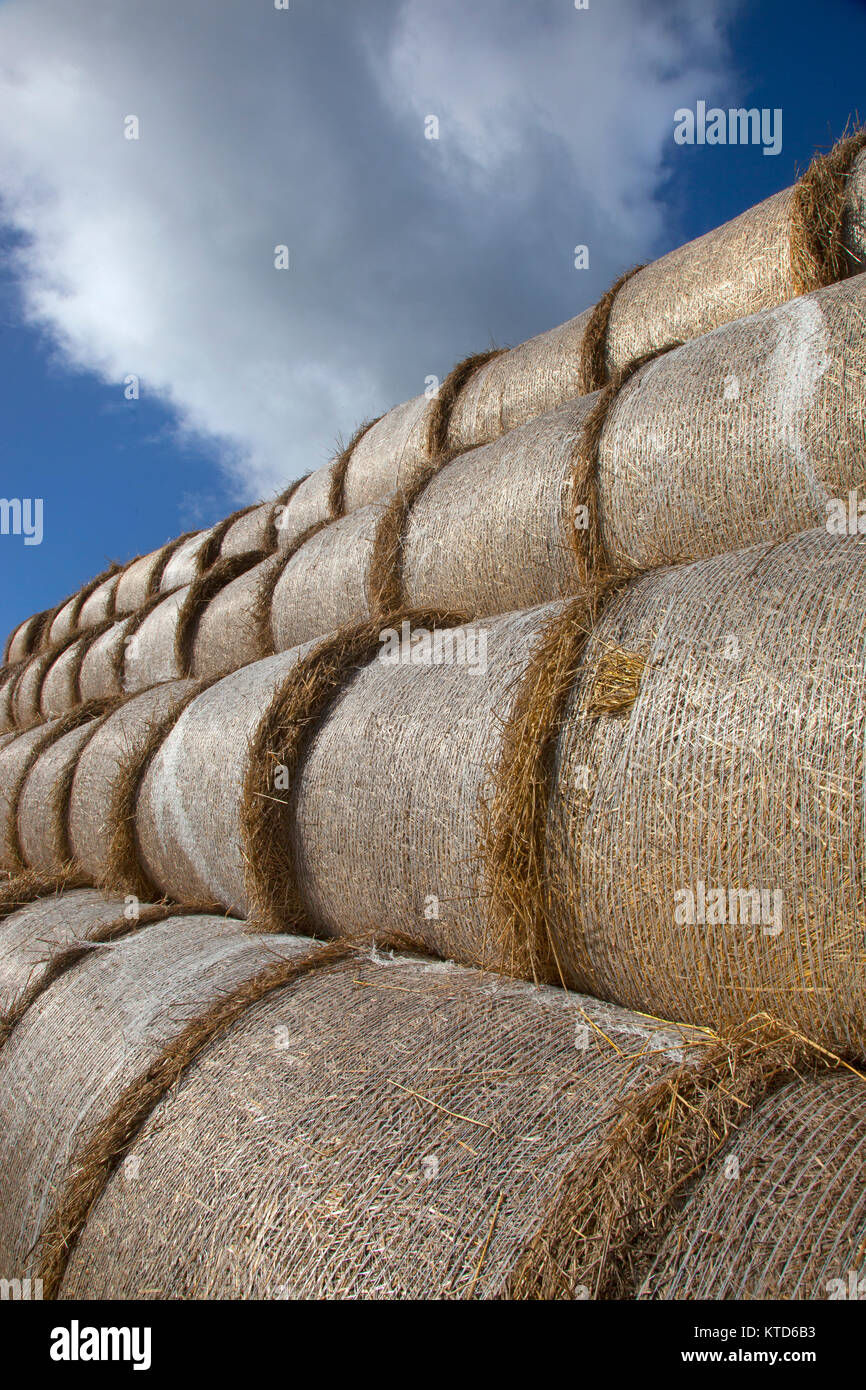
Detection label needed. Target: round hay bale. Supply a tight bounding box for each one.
[46,596,80,649]
[0,668,21,734]
[606,152,866,373]
[641,1073,866,1300]
[0,911,316,1281]
[68,681,197,883]
[219,501,278,559]
[57,947,698,1299]
[18,723,105,876]
[173,550,268,680]
[5,617,37,665]
[600,273,866,567]
[136,650,309,914]
[158,529,212,592]
[12,649,55,729]
[39,637,89,721]
[78,572,120,630]
[545,525,866,1054]
[122,589,187,693]
[290,606,554,966]
[4,622,29,664]
[0,887,129,1019]
[840,145,866,267]
[113,548,167,615]
[78,619,130,704]
[275,467,333,550]
[403,404,585,616]
[190,552,283,681]
[343,396,433,512]
[0,722,64,873]
[447,311,592,456]
[270,503,386,653]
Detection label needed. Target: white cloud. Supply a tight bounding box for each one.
[0,0,738,498]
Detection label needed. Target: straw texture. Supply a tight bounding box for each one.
[641,1072,866,1300]
[68,681,198,882]
[57,944,700,1299]
[0,910,315,1282]
[136,649,312,914]
[542,526,866,1054]
[270,503,387,653]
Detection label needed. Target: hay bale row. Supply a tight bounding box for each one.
[0,680,199,885]
[0,554,269,730]
[0,888,859,1298]
[4,527,865,1054]
[0,492,290,666]
[269,133,866,530]
[130,526,866,1057]
[6,268,865,730]
[269,271,866,656]
[5,132,865,673]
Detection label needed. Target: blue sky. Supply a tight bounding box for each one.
[1,0,865,642]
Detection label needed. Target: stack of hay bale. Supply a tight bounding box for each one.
[1,130,865,1301]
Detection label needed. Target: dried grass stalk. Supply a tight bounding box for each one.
[790,126,866,294]
[583,644,647,717]
[503,1013,843,1300]
[478,596,594,987]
